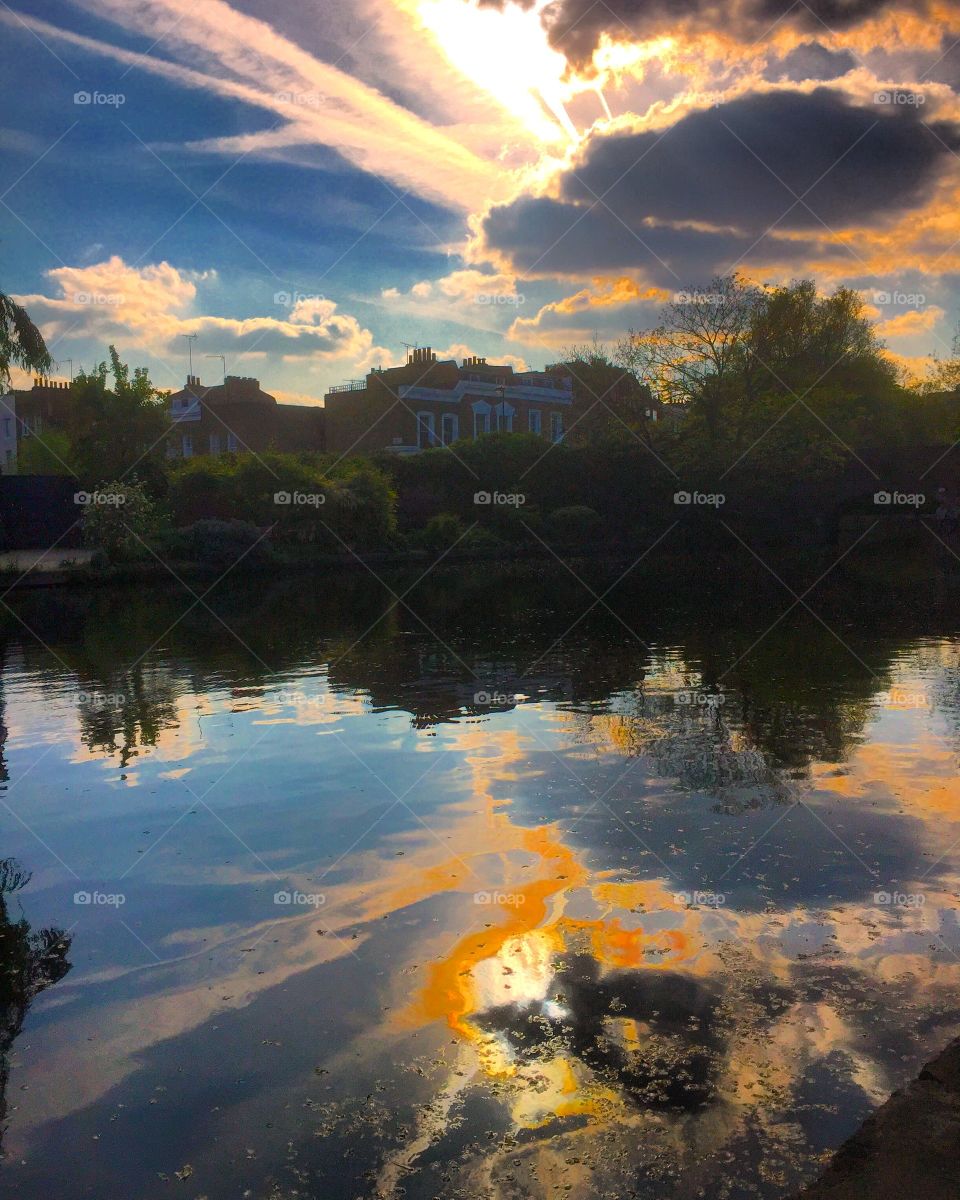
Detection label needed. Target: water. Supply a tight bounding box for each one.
[0,563,958,1199]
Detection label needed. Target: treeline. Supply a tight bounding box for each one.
[7,276,959,565]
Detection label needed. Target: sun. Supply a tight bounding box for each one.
[411,0,588,145]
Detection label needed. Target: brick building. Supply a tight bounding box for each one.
[167,375,324,459]
[324,349,574,454]
[0,378,75,474]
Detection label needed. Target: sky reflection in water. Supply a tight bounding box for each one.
[0,572,958,1199]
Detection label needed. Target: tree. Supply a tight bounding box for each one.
[0,291,51,388]
[618,275,760,444]
[14,428,75,476]
[556,341,655,442]
[70,347,169,493]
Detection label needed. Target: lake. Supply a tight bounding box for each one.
[0,561,958,1199]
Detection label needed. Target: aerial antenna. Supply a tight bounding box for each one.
[401,340,419,360]
[206,353,226,383]
[54,358,74,381]
[181,332,198,376]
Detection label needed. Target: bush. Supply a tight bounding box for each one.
[80,479,165,562]
[419,513,465,551]
[159,518,271,566]
[546,505,603,544]
[167,452,396,549]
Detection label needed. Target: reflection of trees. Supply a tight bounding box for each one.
[0,561,934,780]
[0,858,72,1155]
[76,664,181,768]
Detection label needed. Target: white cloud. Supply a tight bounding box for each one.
[17,256,378,373]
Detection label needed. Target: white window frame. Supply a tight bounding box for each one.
[494,402,514,433]
[550,412,564,443]
[472,401,491,438]
[226,431,239,452]
[440,413,459,445]
[416,411,436,448]
[528,409,542,435]
[181,433,193,458]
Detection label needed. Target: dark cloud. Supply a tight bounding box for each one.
[483,89,958,281]
[764,41,857,82]
[484,195,823,283]
[491,0,933,68]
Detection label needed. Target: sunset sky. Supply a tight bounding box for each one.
[2,0,959,402]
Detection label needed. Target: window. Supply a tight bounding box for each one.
[3,418,10,437]
[416,411,436,448]
[227,432,239,452]
[440,413,459,445]
[550,412,564,443]
[528,410,541,435]
[181,434,193,458]
[495,408,513,433]
[209,433,221,455]
[474,409,490,438]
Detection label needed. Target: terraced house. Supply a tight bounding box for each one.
[323,348,574,454]
[166,374,325,458]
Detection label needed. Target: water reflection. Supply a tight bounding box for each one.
[0,859,71,1157]
[0,566,957,1198]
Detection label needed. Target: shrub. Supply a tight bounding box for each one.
[160,518,271,566]
[79,479,165,562]
[546,505,603,544]
[420,512,465,551]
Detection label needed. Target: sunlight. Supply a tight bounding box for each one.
[412,0,583,144]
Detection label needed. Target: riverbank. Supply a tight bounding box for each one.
[795,1036,960,1199]
[2,524,959,591]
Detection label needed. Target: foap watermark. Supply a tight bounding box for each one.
[674,490,725,507]
[72,291,123,306]
[74,90,125,107]
[74,490,126,506]
[676,690,725,708]
[474,890,526,907]
[474,490,525,507]
[675,889,726,907]
[872,290,926,306]
[77,690,126,708]
[874,490,925,508]
[475,293,525,307]
[673,291,723,304]
[274,890,326,907]
[274,290,325,308]
[879,687,928,709]
[474,690,514,706]
[874,89,925,106]
[274,490,325,507]
[874,890,925,908]
[74,890,125,907]
[273,90,325,109]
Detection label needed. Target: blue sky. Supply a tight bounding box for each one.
[2,0,958,402]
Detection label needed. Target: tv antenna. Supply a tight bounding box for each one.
[206,353,226,383]
[182,333,198,376]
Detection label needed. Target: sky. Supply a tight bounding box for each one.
[1,0,959,404]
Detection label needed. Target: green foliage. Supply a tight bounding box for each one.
[0,291,51,386]
[157,518,269,566]
[546,505,603,543]
[167,452,396,549]
[71,347,169,493]
[15,428,75,475]
[419,512,466,551]
[79,479,165,562]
